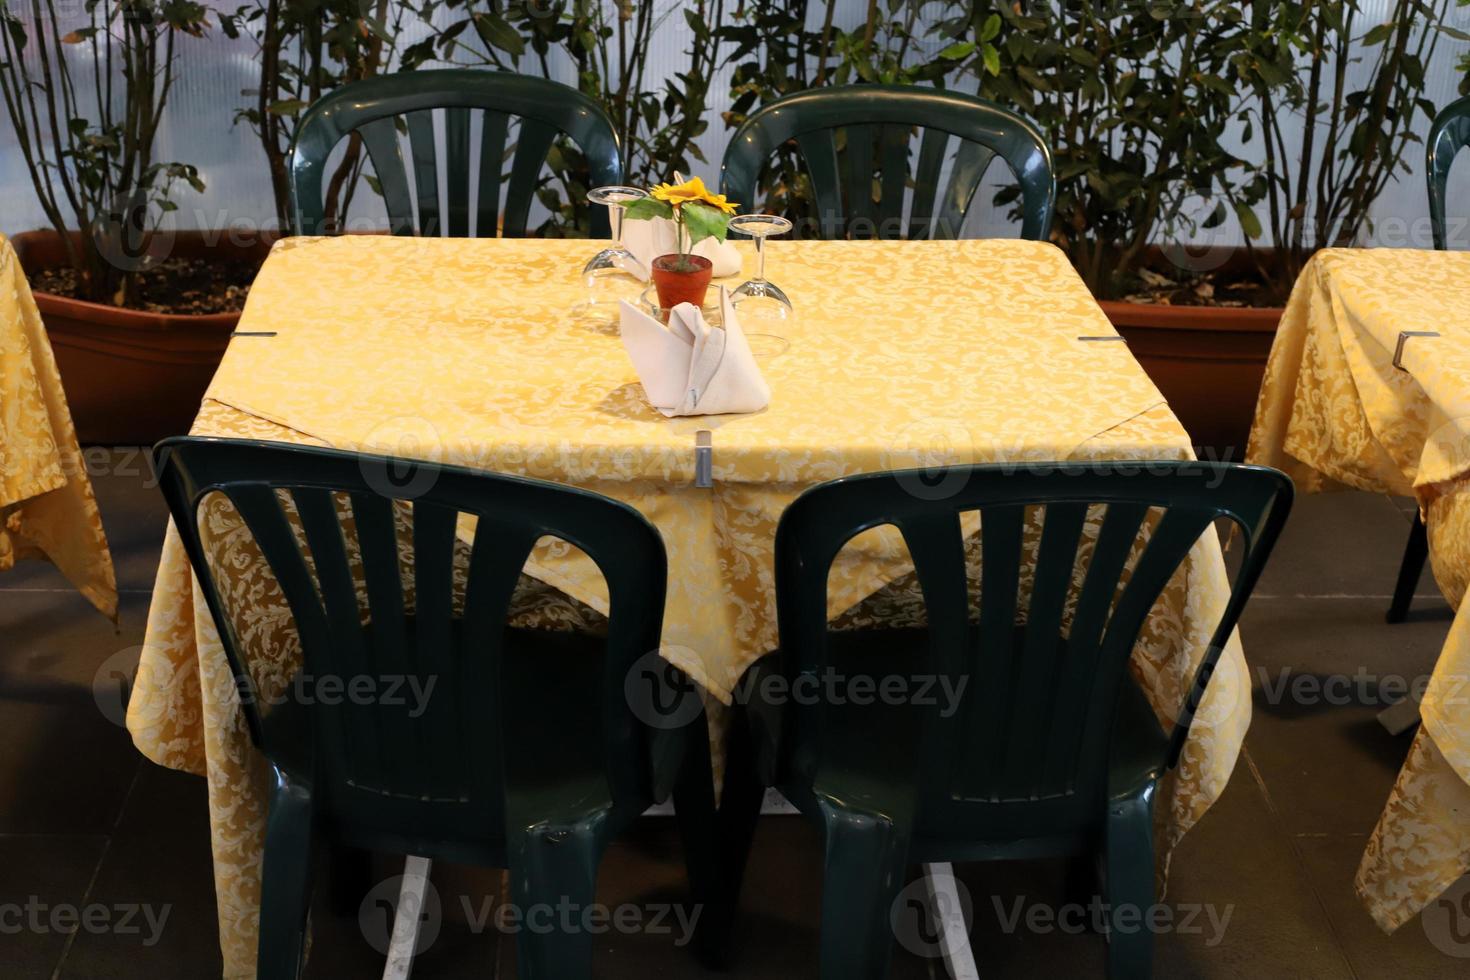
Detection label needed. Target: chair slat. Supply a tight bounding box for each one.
[445,107,472,237]
[406,110,439,236]
[1010,501,1088,798]
[350,490,410,783]
[841,125,875,237]
[936,140,995,240]
[795,129,845,236]
[358,117,416,236]
[907,127,950,241]
[459,519,541,821]
[877,124,911,239]
[502,118,558,238]
[1041,501,1150,792]
[965,503,1025,801]
[476,110,510,237]
[408,500,459,795]
[292,488,387,786]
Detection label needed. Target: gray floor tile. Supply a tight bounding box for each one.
[1241,595,1450,837]
[0,834,109,979]
[1253,491,1440,601]
[55,821,223,979]
[1293,835,1468,979]
[0,590,148,834]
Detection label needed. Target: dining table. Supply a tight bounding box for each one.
[1247,246,1470,933]
[0,232,116,617]
[130,233,1252,978]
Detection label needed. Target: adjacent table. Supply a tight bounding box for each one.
[0,233,116,617]
[1247,246,1470,932]
[131,236,1252,977]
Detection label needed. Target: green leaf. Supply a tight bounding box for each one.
[266,99,307,117]
[1361,22,1395,46]
[1234,201,1263,239]
[623,197,674,222]
[473,12,525,57]
[681,201,730,245]
[982,44,1000,77]
[938,41,975,61]
[980,13,1001,43]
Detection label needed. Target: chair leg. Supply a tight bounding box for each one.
[1387,512,1429,624]
[329,843,373,916]
[507,817,605,980]
[671,714,729,967]
[1104,789,1156,980]
[698,707,766,967]
[257,767,316,980]
[816,799,911,980]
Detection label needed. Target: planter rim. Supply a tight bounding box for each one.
[652,252,714,272]
[1098,298,1283,334]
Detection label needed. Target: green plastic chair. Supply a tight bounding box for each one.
[719,84,1055,241]
[723,460,1291,979]
[1388,93,1470,623]
[151,436,719,979]
[288,69,623,238]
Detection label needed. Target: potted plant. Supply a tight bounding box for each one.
[623,176,737,309]
[0,0,269,444]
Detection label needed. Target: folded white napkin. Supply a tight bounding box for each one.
[618,288,771,417]
[616,216,742,281]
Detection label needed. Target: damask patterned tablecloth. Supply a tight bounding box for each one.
[129,236,1252,977]
[1246,246,1470,932]
[0,233,116,617]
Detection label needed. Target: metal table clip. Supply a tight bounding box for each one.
[1392,331,1439,371]
[694,430,713,489]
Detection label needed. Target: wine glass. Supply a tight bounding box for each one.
[728,213,793,356]
[582,185,649,297]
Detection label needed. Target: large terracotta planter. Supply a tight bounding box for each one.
[1100,300,1282,458]
[12,229,273,445]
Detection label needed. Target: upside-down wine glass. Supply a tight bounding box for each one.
[728,213,794,357]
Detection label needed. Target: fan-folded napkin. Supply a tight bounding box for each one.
[618,288,771,417]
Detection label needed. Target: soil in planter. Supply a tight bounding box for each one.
[1119,266,1278,308]
[28,255,261,315]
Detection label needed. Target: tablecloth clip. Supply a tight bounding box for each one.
[1077,335,1128,343]
[1392,331,1439,371]
[695,430,713,489]
[231,331,277,337]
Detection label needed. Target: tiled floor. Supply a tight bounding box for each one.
[2,450,1466,977]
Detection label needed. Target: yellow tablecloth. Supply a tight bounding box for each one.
[130,236,1251,977]
[1247,246,1470,931]
[0,233,116,616]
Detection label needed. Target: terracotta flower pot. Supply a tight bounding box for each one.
[11,228,275,445]
[1099,300,1282,459]
[651,253,713,310]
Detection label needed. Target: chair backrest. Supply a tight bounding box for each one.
[288,69,623,238]
[1428,93,1470,251]
[720,85,1055,241]
[152,436,666,849]
[774,461,1290,828]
